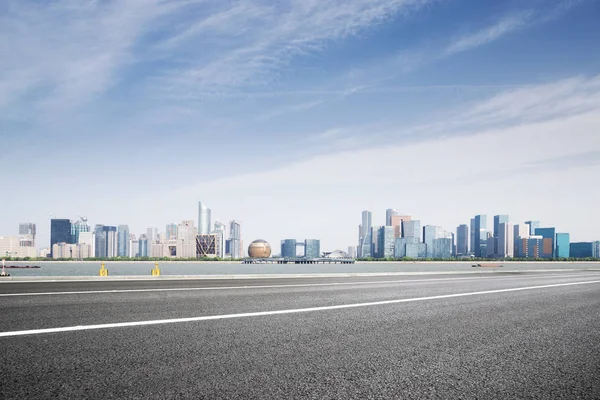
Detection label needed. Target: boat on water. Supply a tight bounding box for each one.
[472,263,503,268]
[4,265,41,269]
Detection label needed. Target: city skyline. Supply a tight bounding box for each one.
[1,0,600,252]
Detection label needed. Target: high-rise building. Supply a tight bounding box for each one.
[347,246,356,258]
[385,209,398,226]
[117,225,130,257]
[513,224,529,257]
[423,225,444,258]
[432,238,453,259]
[138,234,149,257]
[474,215,487,257]
[497,222,514,258]
[535,227,556,258]
[70,218,90,245]
[555,233,570,258]
[525,221,540,236]
[456,224,469,256]
[402,220,420,243]
[569,242,599,258]
[493,215,509,238]
[358,210,373,257]
[370,226,381,258]
[18,223,36,247]
[212,221,227,259]
[198,201,212,235]
[281,239,297,258]
[196,234,219,258]
[94,225,117,258]
[50,219,73,257]
[146,228,159,245]
[391,215,411,239]
[469,218,476,255]
[177,220,197,243]
[229,220,242,258]
[166,224,178,240]
[376,226,395,258]
[304,239,321,258]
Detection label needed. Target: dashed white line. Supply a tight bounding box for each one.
[1,279,599,337]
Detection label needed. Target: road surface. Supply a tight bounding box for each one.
[1,271,599,399]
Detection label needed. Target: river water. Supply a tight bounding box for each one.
[2,260,599,277]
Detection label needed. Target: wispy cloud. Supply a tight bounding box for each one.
[255,100,324,121]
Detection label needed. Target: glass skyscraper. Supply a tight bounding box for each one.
[281,239,297,258]
[50,219,73,257]
[377,226,395,258]
[535,227,556,258]
[117,225,130,257]
[198,201,212,235]
[474,215,487,257]
[555,233,570,258]
[456,224,469,256]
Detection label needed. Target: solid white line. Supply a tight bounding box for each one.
[1,279,599,338]
[1,273,598,297]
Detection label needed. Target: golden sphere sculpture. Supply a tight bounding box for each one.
[248,239,272,258]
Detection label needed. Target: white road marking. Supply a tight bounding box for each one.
[1,279,599,338]
[0,273,598,297]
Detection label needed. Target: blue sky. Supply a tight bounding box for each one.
[1,0,600,252]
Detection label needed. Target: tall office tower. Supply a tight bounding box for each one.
[166,224,178,240]
[117,225,130,257]
[18,223,36,247]
[357,210,373,257]
[229,220,242,259]
[385,209,399,226]
[594,241,600,258]
[94,225,105,257]
[70,218,90,244]
[535,227,556,258]
[304,239,321,258]
[138,234,149,257]
[370,226,381,258]
[493,215,509,239]
[456,224,469,256]
[347,246,357,258]
[50,219,73,257]
[470,218,476,255]
[513,224,529,257]
[525,221,540,236]
[212,221,227,259]
[474,215,487,257]
[281,239,297,258]
[497,222,514,258]
[176,220,196,243]
[105,226,117,258]
[391,215,411,239]
[403,220,421,242]
[198,201,212,235]
[377,226,395,258]
[146,228,158,245]
[423,225,443,258]
[555,233,570,258]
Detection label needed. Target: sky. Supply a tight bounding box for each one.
[1,0,600,252]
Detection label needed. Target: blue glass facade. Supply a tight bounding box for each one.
[304,239,321,258]
[117,225,130,257]
[281,239,297,258]
[555,233,570,258]
[402,220,420,242]
[50,219,73,257]
[569,242,593,258]
[457,224,468,256]
[432,238,452,259]
[535,228,556,258]
[474,215,487,257]
[377,226,395,258]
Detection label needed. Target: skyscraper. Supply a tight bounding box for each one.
[377,226,395,258]
[474,215,487,257]
[198,201,212,235]
[18,223,36,247]
[423,225,443,258]
[304,239,321,258]
[50,219,73,257]
[456,224,469,256]
[402,220,421,242]
[212,221,227,259]
[535,227,556,258]
[117,225,130,257]
[146,228,158,245]
[469,218,476,255]
[229,220,241,258]
[497,222,514,258]
[555,233,570,258]
[138,234,149,257]
[70,218,90,245]
[493,215,509,239]
[385,209,398,226]
[391,215,411,239]
[281,239,297,258]
[358,210,372,257]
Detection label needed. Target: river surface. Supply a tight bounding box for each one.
[1,261,599,277]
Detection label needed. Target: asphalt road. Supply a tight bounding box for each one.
[1,271,600,399]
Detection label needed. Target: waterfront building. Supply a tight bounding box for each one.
[229,220,242,258]
[95,225,117,258]
[50,219,73,257]
[525,221,540,236]
[78,231,94,257]
[535,227,556,258]
[212,221,227,258]
[0,236,37,258]
[377,226,395,258]
[138,234,149,257]
[386,209,398,226]
[493,215,509,239]
[456,224,469,256]
[146,228,159,245]
[360,232,372,258]
[486,235,495,257]
[406,242,427,259]
[555,233,570,258]
[177,220,197,244]
[513,224,529,257]
[71,218,90,244]
[497,222,514,258]
[570,242,593,258]
[281,239,297,258]
[474,215,487,257]
[117,225,130,257]
[595,242,600,258]
[402,220,421,243]
[304,239,321,258]
[198,201,212,235]
[371,226,381,258]
[130,237,139,258]
[423,225,443,258]
[166,224,178,240]
[390,215,411,239]
[470,218,476,255]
